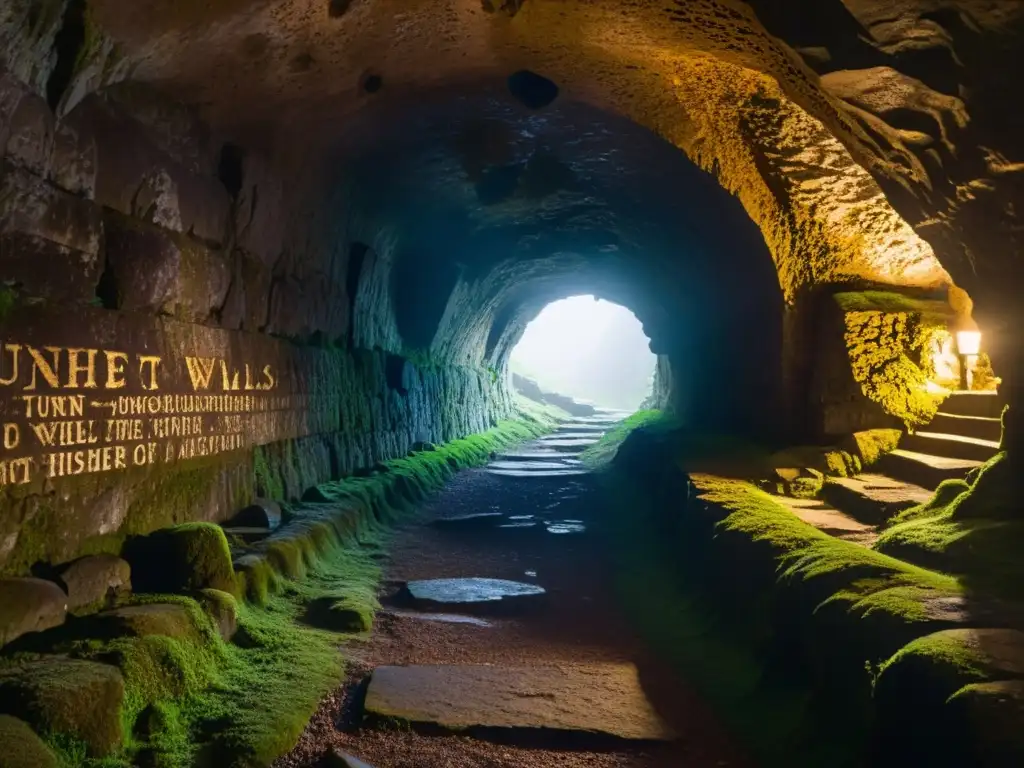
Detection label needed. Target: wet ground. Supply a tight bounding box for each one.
[277,412,749,768]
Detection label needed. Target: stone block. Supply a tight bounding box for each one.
[67,94,230,244]
[57,554,131,615]
[0,715,59,768]
[124,523,237,596]
[92,603,198,640]
[50,122,97,197]
[364,663,675,741]
[196,588,238,640]
[3,90,54,176]
[0,163,102,256]
[0,658,125,757]
[103,211,231,322]
[0,231,101,303]
[0,578,68,649]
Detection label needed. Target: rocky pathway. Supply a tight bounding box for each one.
[278,411,749,768]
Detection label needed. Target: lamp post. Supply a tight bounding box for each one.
[955,330,981,391]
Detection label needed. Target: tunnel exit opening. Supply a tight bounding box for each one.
[508,295,656,413]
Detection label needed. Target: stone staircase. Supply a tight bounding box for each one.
[786,392,1004,544]
[484,409,628,478]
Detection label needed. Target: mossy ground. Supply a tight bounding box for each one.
[578,409,668,468]
[875,452,1024,600]
[23,408,564,767]
[587,412,980,766]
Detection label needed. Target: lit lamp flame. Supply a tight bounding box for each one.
[956,331,982,356]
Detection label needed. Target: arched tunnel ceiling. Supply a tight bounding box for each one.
[334,92,782,356]
[13,0,1009,300]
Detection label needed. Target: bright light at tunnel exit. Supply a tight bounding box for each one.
[509,296,657,411]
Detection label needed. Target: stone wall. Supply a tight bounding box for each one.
[0,67,509,575]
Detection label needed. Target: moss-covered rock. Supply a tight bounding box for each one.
[306,596,373,633]
[0,658,125,756]
[0,577,67,649]
[841,304,947,429]
[92,603,201,640]
[196,588,238,640]
[57,554,131,615]
[0,715,59,768]
[233,553,280,605]
[125,523,237,596]
[948,680,1024,765]
[874,628,1024,765]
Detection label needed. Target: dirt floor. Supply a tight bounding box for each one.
[276,445,751,768]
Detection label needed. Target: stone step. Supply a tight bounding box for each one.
[536,438,599,451]
[486,467,589,478]
[875,449,982,489]
[772,495,878,547]
[495,451,578,463]
[928,412,1002,443]
[543,432,603,442]
[364,663,676,743]
[486,460,582,473]
[939,391,1005,419]
[556,424,608,434]
[902,431,1001,463]
[822,474,934,525]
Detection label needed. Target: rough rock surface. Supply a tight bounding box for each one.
[0,0,1021,572]
[57,555,131,615]
[0,578,67,649]
[0,658,126,757]
[124,524,237,596]
[364,663,676,742]
[0,715,59,768]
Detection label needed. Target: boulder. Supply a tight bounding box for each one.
[91,603,199,640]
[0,658,125,757]
[0,715,59,768]
[307,597,372,633]
[124,523,237,596]
[196,589,239,640]
[57,554,131,615]
[0,578,68,649]
[230,498,282,531]
[103,211,231,321]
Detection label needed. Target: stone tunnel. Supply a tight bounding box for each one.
[1,2,1023,767]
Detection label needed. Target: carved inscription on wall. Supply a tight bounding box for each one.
[0,309,317,488]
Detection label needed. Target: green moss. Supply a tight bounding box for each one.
[0,658,126,758]
[842,428,902,467]
[833,290,952,320]
[579,409,665,468]
[0,714,59,768]
[843,309,947,428]
[875,452,1024,598]
[253,446,284,501]
[701,476,958,596]
[35,413,558,766]
[593,415,974,765]
[0,286,19,322]
[233,556,280,606]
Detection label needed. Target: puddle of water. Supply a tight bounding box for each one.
[499,522,539,529]
[508,515,535,521]
[406,577,546,604]
[546,522,587,534]
[525,571,538,578]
